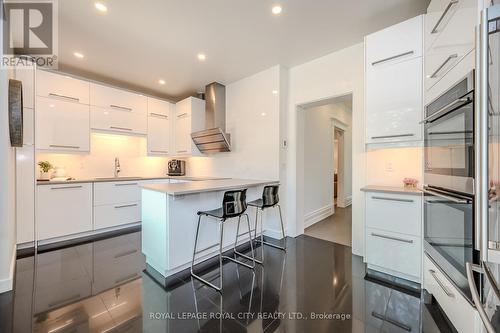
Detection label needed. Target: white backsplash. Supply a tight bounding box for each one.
[36,133,170,179]
[366,146,423,188]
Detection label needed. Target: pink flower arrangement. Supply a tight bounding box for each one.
[403,178,418,189]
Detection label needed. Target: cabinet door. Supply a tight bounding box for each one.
[90,106,147,135]
[90,83,147,115]
[365,15,423,65]
[174,113,190,154]
[425,0,477,91]
[37,70,90,104]
[148,115,170,155]
[36,96,90,152]
[16,145,35,245]
[366,57,423,144]
[148,97,172,117]
[37,183,92,240]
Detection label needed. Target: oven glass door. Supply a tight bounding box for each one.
[424,189,475,299]
[424,97,474,195]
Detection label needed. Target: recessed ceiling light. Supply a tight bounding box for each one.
[197,53,206,61]
[95,2,107,12]
[272,90,279,95]
[272,5,282,15]
[261,112,267,116]
[73,52,84,59]
[158,79,166,85]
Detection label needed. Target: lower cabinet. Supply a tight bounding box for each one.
[364,190,422,282]
[36,183,93,241]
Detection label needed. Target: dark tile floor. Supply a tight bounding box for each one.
[1,231,448,332]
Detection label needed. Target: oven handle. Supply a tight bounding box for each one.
[421,98,471,124]
[466,262,496,333]
[423,188,471,204]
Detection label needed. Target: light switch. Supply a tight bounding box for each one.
[385,161,394,172]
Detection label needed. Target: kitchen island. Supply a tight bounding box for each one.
[141,178,279,283]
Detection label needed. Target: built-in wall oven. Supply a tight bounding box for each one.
[423,71,480,303]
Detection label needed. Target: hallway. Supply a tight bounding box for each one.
[305,206,352,247]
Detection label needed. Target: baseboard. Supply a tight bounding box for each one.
[263,228,284,240]
[0,245,16,294]
[338,195,352,208]
[304,204,333,229]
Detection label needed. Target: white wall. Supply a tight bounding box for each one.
[366,147,423,187]
[187,65,287,237]
[0,14,17,292]
[37,133,170,179]
[286,43,365,256]
[303,101,352,223]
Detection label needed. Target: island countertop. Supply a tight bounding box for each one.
[141,178,279,196]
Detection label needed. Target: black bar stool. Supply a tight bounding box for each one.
[191,189,256,292]
[248,185,286,264]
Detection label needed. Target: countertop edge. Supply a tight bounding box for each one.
[36,176,227,185]
[361,185,422,195]
[142,180,280,196]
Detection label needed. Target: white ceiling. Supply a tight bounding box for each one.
[58,0,429,100]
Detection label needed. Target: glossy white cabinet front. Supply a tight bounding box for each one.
[147,98,173,156]
[90,83,147,114]
[365,15,423,145]
[174,97,205,156]
[37,183,93,240]
[90,105,147,135]
[366,56,423,144]
[36,96,90,152]
[37,70,90,104]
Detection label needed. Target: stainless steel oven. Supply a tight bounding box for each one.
[423,71,475,196]
[423,186,477,301]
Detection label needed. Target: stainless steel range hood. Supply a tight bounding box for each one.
[191,82,231,153]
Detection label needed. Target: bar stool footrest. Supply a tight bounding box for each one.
[191,272,222,292]
[234,249,263,265]
[255,238,286,251]
[221,255,256,269]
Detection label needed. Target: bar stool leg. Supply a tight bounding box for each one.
[190,215,223,292]
[277,204,287,250]
[255,205,286,251]
[233,214,260,266]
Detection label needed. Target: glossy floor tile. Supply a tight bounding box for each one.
[305,206,352,247]
[1,230,446,332]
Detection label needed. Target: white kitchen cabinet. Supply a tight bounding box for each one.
[93,181,141,230]
[147,98,173,156]
[424,0,477,92]
[90,105,147,135]
[36,96,90,152]
[16,144,35,245]
[36,183,93,241]
[90,83,147,114]
[364,190,423,282]
[365,15,423,65]
[366,56,423,144]
[424,254,482,333]
[37,70,90,104]
[174,97,205,156]
[365,15,423,145]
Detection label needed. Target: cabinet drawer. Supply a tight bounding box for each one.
[365,192,422,236]
[37,183,93,240]
[94,202,141,230]
[94,181,141,205]
[90,106,147,135]
[365,56,423,144]
[366,228,421,280]
[90,83,147,114]
[37,70,90,104]
[423,255,478,333]
[148,97,172,117]
[36,96,90,152]
[365,15,423,66]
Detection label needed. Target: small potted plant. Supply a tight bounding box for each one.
[38,161,53,180]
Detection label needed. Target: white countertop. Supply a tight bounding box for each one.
[361,185,422,195]
[37,176,226,185]
[141,178,279,196]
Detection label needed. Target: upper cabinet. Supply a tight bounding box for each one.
[365,15,424,145]
[147,98,173,156]
[37,70,90,105]
[174,97,205,156]
[424,0,478,103]
[90,83,147,114]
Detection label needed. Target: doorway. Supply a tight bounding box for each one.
[302,94,353,247]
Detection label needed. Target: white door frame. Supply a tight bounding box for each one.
[291,92,353,237]
[332,119,348,209]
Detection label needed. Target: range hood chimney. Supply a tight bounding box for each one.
[191,82,231,153]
